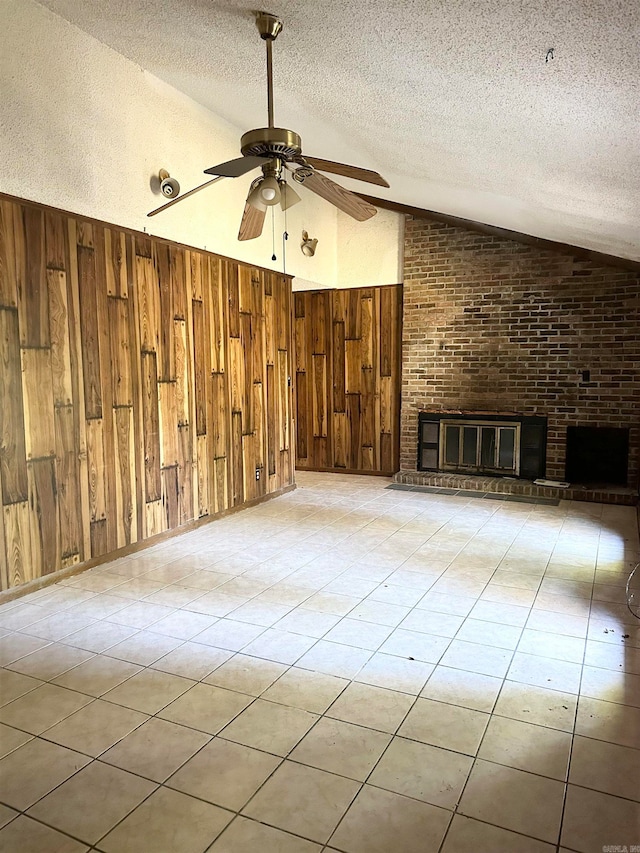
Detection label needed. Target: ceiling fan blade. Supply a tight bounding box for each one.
[204,156,266,177]
[238,202,266,241]
[291,168,378,221]
[147,176,225,217]
[303,157,390,188]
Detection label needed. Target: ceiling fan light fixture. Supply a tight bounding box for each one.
[247,179,268,211]
[279,181,301,211]
[258,175,281,206]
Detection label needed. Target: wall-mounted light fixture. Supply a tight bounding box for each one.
[159,169,180,198]
[301,230,318,257]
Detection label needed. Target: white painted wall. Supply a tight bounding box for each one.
[0,0,403,290]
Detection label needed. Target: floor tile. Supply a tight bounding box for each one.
[261,667,349,713]
[0,721,32,758]
[467,600,530,628]
[379,627,450,663]
[417,592,477,617]
[561,784,640,853]
[326,682,414,733]
[0,683,93,734]
[580,665,640,708]
[458,759,564,843]
[168,738,280,809]
[0,815,89,853]
[330,784,451,853]
[478,715,572,779]
[158,683,253,735]
[97,785,232,853]
[583,639,640,675]
[208,815,322,852]
[53,655,142,697]
[575,695,640,749]
[439,640,513,678]
[241,628,317,665]
[323,618,393,651]
[220,698,318,755]
[193,619,266,651]
[368,736,472,809]
[274,609,341,638]
[100,717,210,782]
[231,600,293,627]
[0,668,43,706]
[569,735,640,800]
[150,642,233,680]
[61,621,138,653]
[441,814,554,853]
[102,669,195,714]
[6,643,94,681]
[348,600,410,627]
[399,608,464,638]
[0,737,90,809]
[398,697,489,755]
[102,630,182,665]
[203,654,287,696]
[420,665,503,712]
[44,697,148,756]
[242,760,359,844]
[355,652,433,694]
[516,628,585,663]
[27,760,156,845]
[21,611,97,642]
[494,681,577,731]
[0,803,18,829]
[297,641,372,679]
[290,716,391,781]
[148,609,218,640]
[0,632,50,666]
[507,651,582,694]
[454,618,522,650]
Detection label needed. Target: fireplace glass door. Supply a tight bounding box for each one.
[440,420,520,475]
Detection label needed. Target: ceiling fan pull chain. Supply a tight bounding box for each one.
[271,206,277,261]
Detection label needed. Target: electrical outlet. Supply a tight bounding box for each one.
[255,467,260,481]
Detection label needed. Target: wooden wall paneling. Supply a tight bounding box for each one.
[85,418,107,526]
[177,424,193,524]
[94,227,118,552]
[113,406,137,548]
[333,412,349,469]
[196,434,209,517]
[66,220,92,560]
[21,348,55,461]
[154,242,175,382]
[141,352,161,505]
[332,319,346,415]
[54,405,81,567]
[360,292,374,369]
[0,309,28,504]
[3,502,32,589]
[267,363,277,477]
[231,410,244,506]
[15,206,49,348]
[162,465,180,531]
[28,457,59,578]
[345,339,361,395]
[104,228,128,299]
[159,381,178,470]
[295,370,307,462]
[125,234,146,543]
[137,254,160,356]
[47,270,73,407]
[346,394,361,470]
[0,195,295,592]
[0,202,18,308]
[108,296,133,407]
[77,245,102,418]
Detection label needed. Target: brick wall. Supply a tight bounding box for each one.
[401,216,640,487]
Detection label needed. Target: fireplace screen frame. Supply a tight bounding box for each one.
[439,419,521,476]
[417,412,547,480]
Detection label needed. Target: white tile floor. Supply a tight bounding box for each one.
[0,471,639,852]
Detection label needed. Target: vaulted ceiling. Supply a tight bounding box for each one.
[39,0,640,260]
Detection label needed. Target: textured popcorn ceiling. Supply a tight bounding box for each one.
[39,0,640,260]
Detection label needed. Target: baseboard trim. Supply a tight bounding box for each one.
[296,466,395,478]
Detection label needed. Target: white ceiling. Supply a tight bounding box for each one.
[39,0,640,260]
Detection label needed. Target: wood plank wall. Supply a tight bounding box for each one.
[294,285,402,475]
[0,195,294,591]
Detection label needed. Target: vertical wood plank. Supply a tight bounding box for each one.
[77,245,102,418]
[55,404,81,563]
[104,228,128,299]
[0,202,18,308]
[16,206,49,348]
[85,418,106,524]
[21,348,55,461]
[28,458,59,577]
[141,352,161,502]
[113,406,137,548]
[3,502,32,588]
[47,270,73,406]
[0,309,28,503]
[108,297,133,407]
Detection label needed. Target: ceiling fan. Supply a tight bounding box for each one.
[148,11,389,240]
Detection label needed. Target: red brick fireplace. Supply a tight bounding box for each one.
[398,216,639,500]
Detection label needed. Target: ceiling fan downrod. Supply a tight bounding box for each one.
[256,12,283,129]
